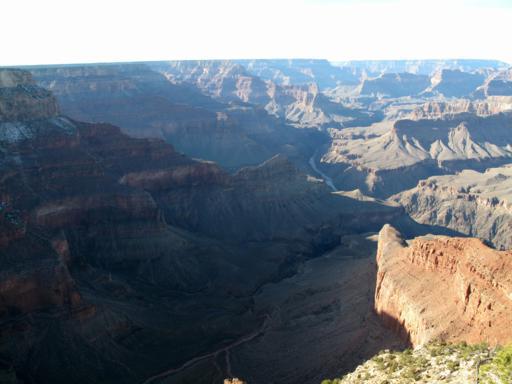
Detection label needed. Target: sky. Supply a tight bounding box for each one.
[2,0,512,66]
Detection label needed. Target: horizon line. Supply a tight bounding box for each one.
[2,57,510,69]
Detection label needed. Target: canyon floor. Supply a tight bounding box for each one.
[152,234,405,384]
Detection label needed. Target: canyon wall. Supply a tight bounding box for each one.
[375,224,512,347]
[394,165,512,249]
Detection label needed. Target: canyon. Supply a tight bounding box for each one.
[0,68,418,383]
[1,57,512,384]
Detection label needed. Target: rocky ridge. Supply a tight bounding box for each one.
[325,342,495,384]
[30,63,322,168]
[426,69,485,98]
[0,68,59,122]
[475,68,512,97]
[321,111,512,197]
[333,59,508,76]
[358,73,431,98]
[411,99,512,119]
[375,224,512,347]
[393,164,512,249]
[151,60,375,129]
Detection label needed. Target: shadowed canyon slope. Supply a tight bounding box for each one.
[30,64,322,169]
[0,68,418,384]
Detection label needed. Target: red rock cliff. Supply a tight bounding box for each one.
[375,224,512,347]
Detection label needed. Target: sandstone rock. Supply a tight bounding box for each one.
[375,225,512,346]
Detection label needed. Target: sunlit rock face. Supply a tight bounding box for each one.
[411,99,512,119]
[320,111,512,197]
[375,224,512,347]
[393,164,512,250]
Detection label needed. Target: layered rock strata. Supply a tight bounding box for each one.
[375,224,512,347]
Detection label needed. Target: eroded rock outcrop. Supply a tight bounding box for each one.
[152,60,374,129]
[321,111,512,197]
[358,73,431,98]
[411,99,512,119]
[475,68,512,97]
[375,224,512,347]
[393,165,512,249]
[426,69,485,98]
[0,68,58,122]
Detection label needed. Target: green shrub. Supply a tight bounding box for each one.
[480,344,512,384]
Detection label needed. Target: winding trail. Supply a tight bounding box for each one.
[308,151,338,192]
[141,314,272,384]
[141,151,338,384]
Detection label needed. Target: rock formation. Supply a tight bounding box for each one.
[321,111,512,197]
[426,69,485,98]
[151,60,375,129]
[358,73,431,98]
[475,68,512,97]
[0,68,59,122]
[411,99,512,119]
[393,165,512,249]
[0,69,409,384]
[235,58,362,88]
[3,57,512,383]
[30,63,324,168]
[375,224,512,347]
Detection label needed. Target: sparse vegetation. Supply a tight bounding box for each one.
[322,341,494,384]
[479,344,512,384]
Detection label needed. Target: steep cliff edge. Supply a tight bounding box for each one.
[375,224,512,347]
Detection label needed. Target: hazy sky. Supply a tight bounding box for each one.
[2,0,511,65]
